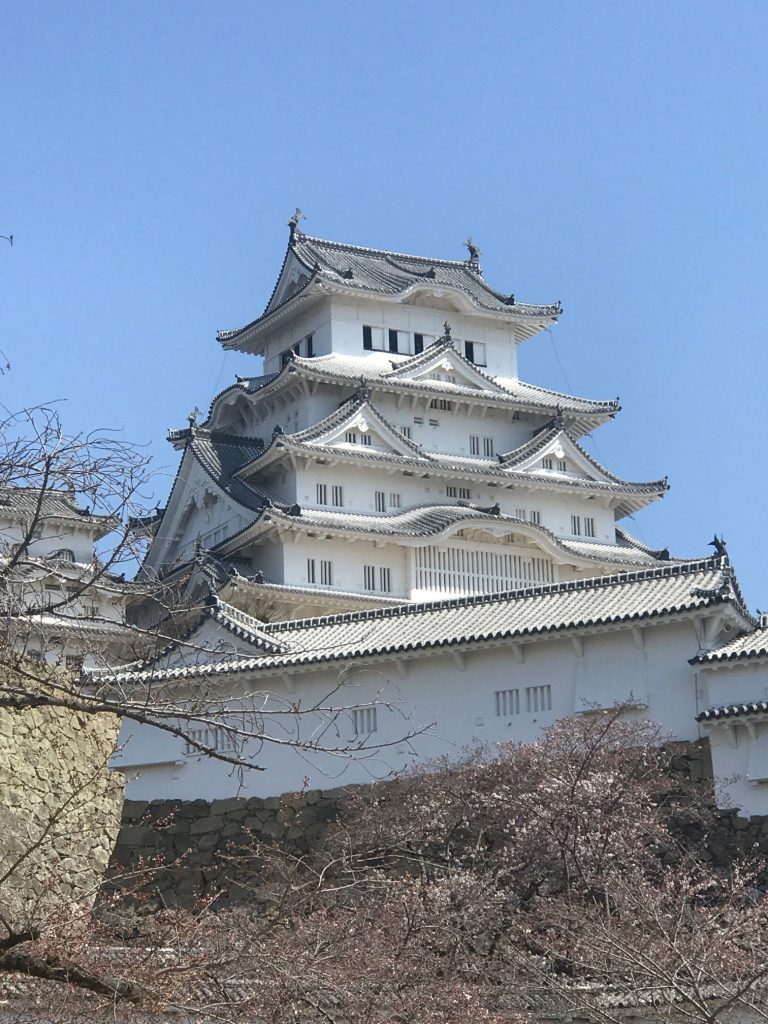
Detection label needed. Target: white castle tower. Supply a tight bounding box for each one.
[141,215,671,621]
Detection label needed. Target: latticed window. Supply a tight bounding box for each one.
[584,516,595,538]
[316,483,327,505]
[307,558,317,584]
[379,567,391,593]
[363,565,376,591]
[352,707,378,735]
[389,493,401,508]
[526,685,552,713]
[495,688,520,716]
[571,515,582,536]
[414,545,555,597]
[375,491,386,512]
[320,560,333,585]
[332,485,343,507]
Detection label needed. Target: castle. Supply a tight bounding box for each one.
[108,217,768,816]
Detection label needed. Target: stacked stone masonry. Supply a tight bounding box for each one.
[0,696,123,928]
[110,741,768,908]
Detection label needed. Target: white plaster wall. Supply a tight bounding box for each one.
[290,462,616,544]
[261,299,333,375]
[119,618,706,801]
[698,660,768,816]
[324,297,520,378]
[281,534,409,597]
[0,516,97,563]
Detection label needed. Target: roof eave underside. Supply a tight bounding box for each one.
[208,361,619,435]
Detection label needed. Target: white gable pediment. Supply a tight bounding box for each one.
[515,431,610,483]
[311,404,424,459]
[386,346,505,394]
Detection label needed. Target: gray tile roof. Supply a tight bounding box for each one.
[217,232,561,347]
[185,430,288,513]
[201,348,619,438]
[253,504,671,567]
[234,394,662,516]
[691,627,768,665]
[0,487,113,529]
[99,554,751,684]
[697,700,768,722]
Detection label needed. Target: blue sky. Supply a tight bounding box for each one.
[2,1,766,607]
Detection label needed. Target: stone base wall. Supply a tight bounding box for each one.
[110,788,346,908]
[109,740,768,908]
[0,700,123,928]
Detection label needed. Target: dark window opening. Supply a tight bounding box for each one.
[389,329,399,353]
[363,325,373,350]
[414,333,424,354]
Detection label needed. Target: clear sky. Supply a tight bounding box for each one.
[2,1,766,607]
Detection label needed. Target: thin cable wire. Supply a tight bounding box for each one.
[545,328,652,547]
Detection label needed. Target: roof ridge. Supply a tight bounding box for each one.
[296,233,472,270]
[262,554,726,635]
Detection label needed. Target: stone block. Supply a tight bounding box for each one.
[210,798,248,815]
[189,815,225,835]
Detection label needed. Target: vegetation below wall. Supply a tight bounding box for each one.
[110,735,768,908]
[9,715,768,1022]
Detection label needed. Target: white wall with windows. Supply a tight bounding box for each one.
[117,615,713,802]
[697,657,768,818]
[321,297,521,379]
[281,535,408,598]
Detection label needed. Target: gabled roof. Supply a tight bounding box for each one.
[0,487,115,535]
[217,230,561,351]
[691,627,768,666]
[499,423,669,492]
[98,554,753,684]
[235,404,665,517]
[231,503,672,569]
[380,335,508,393]
[183,429,287,513]
[204,349,620,437]
[239,392,428,473]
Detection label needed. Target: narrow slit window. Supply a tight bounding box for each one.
[495,688,520,716]
[352,706,378,735]
[526,685,552,713]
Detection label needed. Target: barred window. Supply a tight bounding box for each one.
[352,707,378,735]
[495,688,520,716]
[526,685,552,713]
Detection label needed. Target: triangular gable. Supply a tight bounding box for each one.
[508,429,628,485]
[134,598,290,675]
[142,447,260,578]
[264,248,316,316]
[382,341,507,394]
[277,395,427,461]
